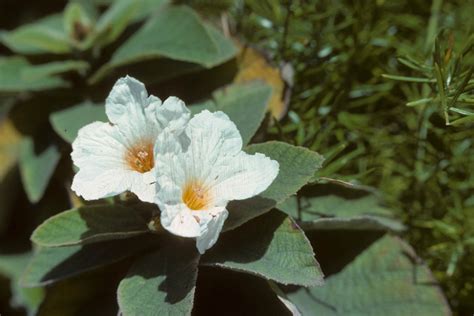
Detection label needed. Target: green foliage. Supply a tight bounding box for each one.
[22,235,159,287]
[19,138,61,203]
[0,57,69,93]
[202,210,324,287]
[49,101,107,143]
[90,5,237,83]
[0,0,464,314]
[0,253,44,315]
[274,234,451,315]
[117,242,200,316]
[278,182,405,232]
[210,83,272,145]
[234,0,474,312]
[31,205,150,247]
[0,14,70,54]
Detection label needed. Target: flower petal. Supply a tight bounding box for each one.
[71,121,129,199]
[213,152,279,202]
[183,110,242,181]
[186,110,242,156]
[105,76,160,125]
[72,121,126,173]
[158,178,201,237]
[128,171,155,203]
[71,121,155,201]
[156,96,191,133]
[72,168,131,200]
[196,209,229,254]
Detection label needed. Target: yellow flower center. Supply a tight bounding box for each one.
[182,180,212,210]
[125,141,154,173]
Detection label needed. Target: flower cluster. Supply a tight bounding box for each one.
[71,76,279,253]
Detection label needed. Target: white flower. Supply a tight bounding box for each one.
[71,76,190,202]
[154,110,279,253]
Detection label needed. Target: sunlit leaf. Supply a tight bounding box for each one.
[0,14,70,54]
[117,241,199,316]
[0,57,69,93]
[278,183,404,231]
[275,235,451,315]
[89,5,236,83]
[22,235,158,287]
[32,205,150,247]
[202,210,324,286]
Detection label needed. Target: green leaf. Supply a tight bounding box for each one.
[25,60,89,79]
[19,138,61,203]
[201,210,324,287]
[275,235,451,315]
[0,253,45,315]
[451,114,474,126]
[0,14,70,54]
[50,101,107,143]
[89,5,236,83]
[131,0,170,22]
[0,57,69,93]
[224,141,324,230]
[381,74,435,83]
[213,82,272,145]
[203,22,239,67]
[94,0,140,47]
[278,183,404,232]
[118,241,199,316]
[32,205,149,247]
[112,5,231,66]
[21,235,158,287]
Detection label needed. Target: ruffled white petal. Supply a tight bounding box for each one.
[213,152,279,202]
[156,97,191,134]
[195,208,228,254]
[182,110,242,182]
[186,110,242,156]
[128,171,155,203]
[72,76,194,202]
[158,178,201,237]
[153,109,280,253]
[105,76,160,125]
[71,115,157,202]
[71,122,131,199]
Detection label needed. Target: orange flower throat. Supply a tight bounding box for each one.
[182,180,212,210]
[125,141,154,173]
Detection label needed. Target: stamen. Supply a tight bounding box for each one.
[182,180,212,211]
[124,141,154,173]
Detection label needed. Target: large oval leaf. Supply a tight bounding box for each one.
[89,5,236,83]
[0,14,70,54]
[201,210,324,287]
[275,235,451,315]
[118,241,199,316]
[0,57,69,93]
[21,235,158,287]
[31,205,149,247]
[278,183,404,232]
